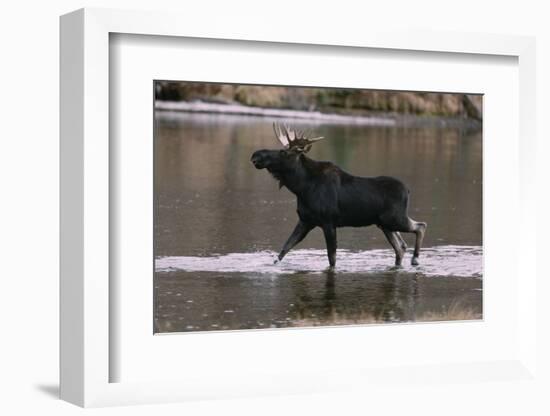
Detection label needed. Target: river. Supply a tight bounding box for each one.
[154,111,483,333]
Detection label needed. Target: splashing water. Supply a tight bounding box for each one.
[156,245,482,278]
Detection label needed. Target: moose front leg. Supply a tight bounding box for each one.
[322,224,337,268]
[275,221,314,263]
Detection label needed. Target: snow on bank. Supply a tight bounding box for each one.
[155,100,396,126]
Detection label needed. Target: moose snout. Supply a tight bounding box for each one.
[250,151,266,169]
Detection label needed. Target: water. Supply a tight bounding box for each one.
[154,111,483,333]
[156,246,482,277]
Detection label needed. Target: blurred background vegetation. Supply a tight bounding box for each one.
[155,81,482,122]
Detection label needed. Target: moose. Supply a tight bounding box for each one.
[250,123,427,268]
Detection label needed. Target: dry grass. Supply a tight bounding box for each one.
[420,300,481,322]
[290,299,481,328]
[155,81,483,119]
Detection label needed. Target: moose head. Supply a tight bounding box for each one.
[250,123,324,172]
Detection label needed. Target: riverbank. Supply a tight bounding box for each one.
[155,100,482,129]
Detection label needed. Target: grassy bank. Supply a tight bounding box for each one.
[155,81,482,122]
[291,299,482,327]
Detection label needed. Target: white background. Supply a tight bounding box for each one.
[1,1,548,415]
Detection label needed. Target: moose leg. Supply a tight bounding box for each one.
[275,221,314,263]
[395,232,407,252]
[322,224,337,268]
[408,219,427,266]
[381,229,405,266]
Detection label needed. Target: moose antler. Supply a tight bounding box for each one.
[273,122,324,153]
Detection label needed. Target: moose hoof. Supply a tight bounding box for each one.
[411,256,419,266]
[273,257,281,265]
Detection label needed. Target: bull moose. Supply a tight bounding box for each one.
[250,123,427,268]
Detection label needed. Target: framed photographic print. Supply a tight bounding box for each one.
[60,8,538,408]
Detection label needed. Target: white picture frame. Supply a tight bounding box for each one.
[60,8,538,408]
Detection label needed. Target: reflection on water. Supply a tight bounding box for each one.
[155,270,482,333]
[154,111,483,333]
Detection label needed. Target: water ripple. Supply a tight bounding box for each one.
[156,245,482,278]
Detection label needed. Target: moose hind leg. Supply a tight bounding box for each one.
[395,232,407,252]
[382,228,405,266]
[408,218,427,266]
